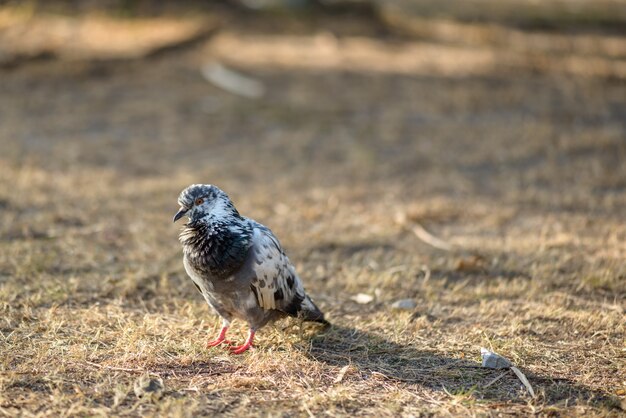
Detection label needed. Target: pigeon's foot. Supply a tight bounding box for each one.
[207,339,232,347]
[229,329,255,355]
[206,326,229,348]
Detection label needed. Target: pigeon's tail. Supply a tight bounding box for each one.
[298,295,329,326]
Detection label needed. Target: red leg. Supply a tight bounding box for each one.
[229,329,255,355]
[206,326,229,348]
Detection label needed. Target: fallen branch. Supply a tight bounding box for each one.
[511,366,535,398]
[480,348,536,398]
[201,62,265,99]
[411,223,454,251]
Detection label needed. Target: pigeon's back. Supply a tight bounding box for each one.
[238,219,327,325]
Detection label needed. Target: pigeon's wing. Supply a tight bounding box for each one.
[247,221,307,315]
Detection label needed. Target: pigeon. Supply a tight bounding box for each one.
[173,184,327,354]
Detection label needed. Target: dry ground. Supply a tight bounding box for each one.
[0,3,625,417]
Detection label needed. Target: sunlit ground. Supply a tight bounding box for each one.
[0,2,624,416]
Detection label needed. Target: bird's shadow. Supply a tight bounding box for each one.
[298,324,619,410]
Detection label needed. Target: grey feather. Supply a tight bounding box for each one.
[175,184,327,332]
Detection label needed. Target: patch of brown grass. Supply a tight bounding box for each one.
[1,5,625,416]
[1,159,624,416]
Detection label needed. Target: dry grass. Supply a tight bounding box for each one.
[1,3,625,417]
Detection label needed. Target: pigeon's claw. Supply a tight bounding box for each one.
[229,342,253,354]
[206,326,229,348]
[228,329,255,355]
[207,339,231,347]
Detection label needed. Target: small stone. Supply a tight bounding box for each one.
[133,374,164,401]
[480,348,512,369]
[391,299,417,310]
[351,293,374,304]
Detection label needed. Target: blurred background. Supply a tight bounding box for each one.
[1,0,625,415]
[1,0,625,312]
[1,0,625,302]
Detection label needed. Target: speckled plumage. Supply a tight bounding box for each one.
[174,184,326,353]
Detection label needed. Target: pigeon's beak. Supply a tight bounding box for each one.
[173,207,188,223]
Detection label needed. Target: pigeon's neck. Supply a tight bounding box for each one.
[180,216,252,279]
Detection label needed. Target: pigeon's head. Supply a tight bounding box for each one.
[173,184,238,223]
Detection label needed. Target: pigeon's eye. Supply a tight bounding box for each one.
[195,198,204,205]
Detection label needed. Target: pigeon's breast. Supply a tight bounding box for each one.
[180,219,253,281]
[183,255,214,294]
[184,253,259,322]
